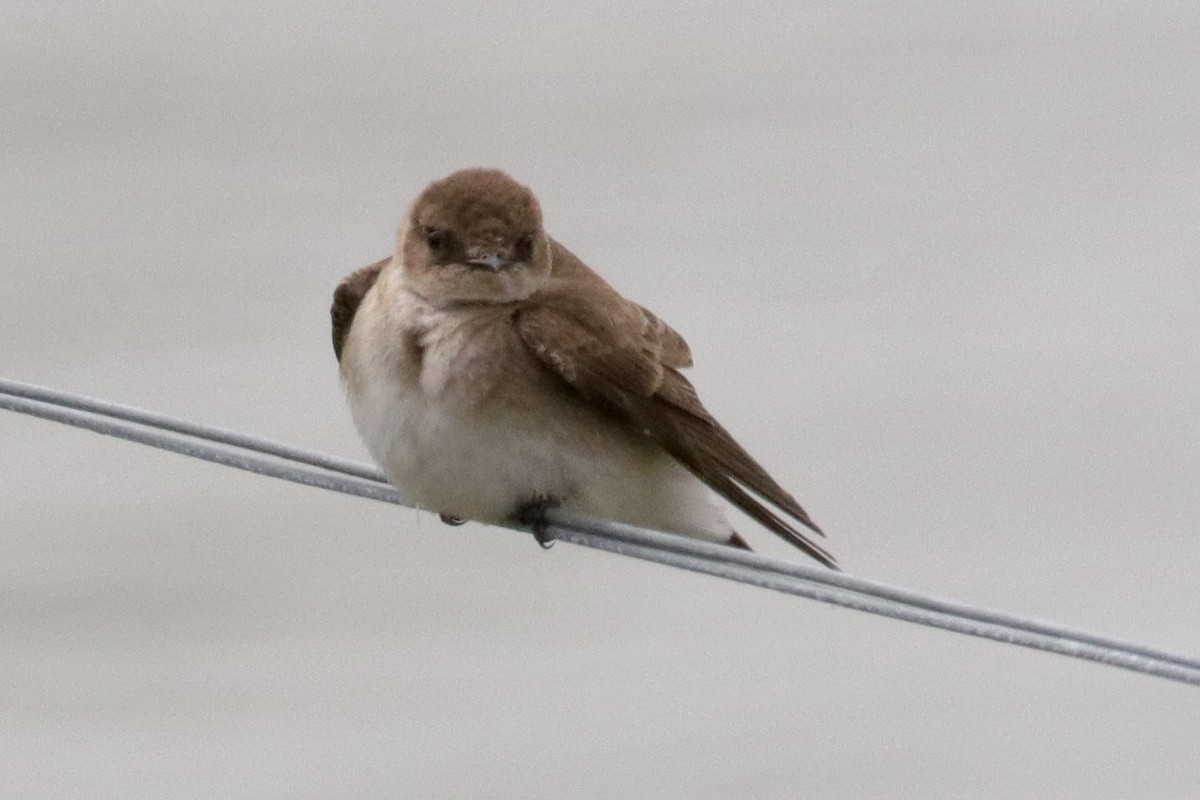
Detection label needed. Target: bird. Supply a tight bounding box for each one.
[331,168,836,568]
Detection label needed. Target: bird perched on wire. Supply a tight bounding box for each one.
[331,168,835,568]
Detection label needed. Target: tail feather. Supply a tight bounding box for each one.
[728,532,753,551]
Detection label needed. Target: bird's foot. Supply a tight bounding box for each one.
[438,513,466,526]
[512,495,561,549]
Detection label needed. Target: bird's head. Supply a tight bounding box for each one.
[397,168,552,304]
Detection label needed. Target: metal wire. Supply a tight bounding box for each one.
[0,379,386,482]
[0,388,404,506]
[3,378,1199,687]
[545,509,1200,673]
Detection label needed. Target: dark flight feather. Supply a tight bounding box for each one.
[331,257,388,361]
[516,281,836,569]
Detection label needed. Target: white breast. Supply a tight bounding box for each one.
[339,275,731,542]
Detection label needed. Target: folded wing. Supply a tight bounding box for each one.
[331,257,388,362]
[516,289,836,568]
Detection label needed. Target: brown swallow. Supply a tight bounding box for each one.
[332,168,835,568]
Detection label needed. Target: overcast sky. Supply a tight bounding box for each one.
[2,3,1198,798]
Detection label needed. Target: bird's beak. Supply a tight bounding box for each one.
[464,253,511,272]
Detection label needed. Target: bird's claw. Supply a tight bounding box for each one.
[439,513,466,526]
[513,496,560,549]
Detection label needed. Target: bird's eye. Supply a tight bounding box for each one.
[424,227,449,252]
[515,233,535,261]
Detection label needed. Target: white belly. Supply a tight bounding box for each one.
[348,367,578,520]
[346,365,730,542]
[340,294,730,542]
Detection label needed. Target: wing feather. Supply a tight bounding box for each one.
[516,290,835,568]
[331,256,388,361]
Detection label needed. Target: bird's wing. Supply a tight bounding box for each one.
[331,256,388,361]
[546,238,693,370]
[636,304,693,369]
[515,290,836,568]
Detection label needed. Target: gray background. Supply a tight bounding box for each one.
[3,2,1198,798]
